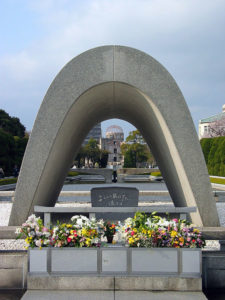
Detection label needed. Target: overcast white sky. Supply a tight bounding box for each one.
[0,0,224,138]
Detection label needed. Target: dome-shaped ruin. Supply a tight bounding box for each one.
[106,125,123,134]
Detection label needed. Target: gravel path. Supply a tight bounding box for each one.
[0,201,224,250]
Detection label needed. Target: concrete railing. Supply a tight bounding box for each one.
[0,190,171,198]
[1,189,224,199]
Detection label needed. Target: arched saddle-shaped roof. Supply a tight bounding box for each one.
[9,46,219,226]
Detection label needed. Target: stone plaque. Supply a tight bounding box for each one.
[91,186,138,220]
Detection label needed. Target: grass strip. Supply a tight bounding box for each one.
[0,178,17,185]
[210,177,225,185]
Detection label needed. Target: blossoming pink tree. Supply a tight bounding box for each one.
[203,116,225,138]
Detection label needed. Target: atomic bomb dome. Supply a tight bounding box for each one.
[106,125,124,140]
[106,125,123,134]
[100,124,124,166]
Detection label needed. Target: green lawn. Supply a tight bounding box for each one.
[210,177,225,185]
[67,171,79,177]
[150,171,161,177]
[0,178,17,185]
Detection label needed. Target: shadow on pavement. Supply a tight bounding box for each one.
[0,289,25,300]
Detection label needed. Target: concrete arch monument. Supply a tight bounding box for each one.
[9,46,219,226]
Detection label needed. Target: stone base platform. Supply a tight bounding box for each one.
[22,290,207,300]
[21,274,207,299]
[26,274,202,291]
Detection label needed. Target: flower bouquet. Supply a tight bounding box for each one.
[16,212,205,249]
[16,214,51,249]
[51,215,101,247]
[123,212,205,248]
[103,221,117,243]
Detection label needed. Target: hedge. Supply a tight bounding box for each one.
[200,137,225,177]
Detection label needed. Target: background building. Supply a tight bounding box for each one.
[199,104,225,139]
[82,123,102,145]
[100,125,124,166]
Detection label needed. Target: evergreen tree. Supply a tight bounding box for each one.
[0,109,25,137]
[0,109,28,175]
[200,137,225,176]
[0,129,16,174]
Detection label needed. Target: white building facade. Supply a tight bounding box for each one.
[199,104,225,139]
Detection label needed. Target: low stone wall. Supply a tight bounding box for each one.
[1,250,225,291]
[203,251,225,289]
[0,251,27,289]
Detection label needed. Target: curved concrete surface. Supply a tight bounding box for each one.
[9,46,219,226]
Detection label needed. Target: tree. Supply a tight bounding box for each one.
[99,150,109,168]
[0,129,16,174]
[0,109,28,175]
[200,137,225,176]
[125,130,145,144]
[200,138,213,164]
[74,139,109,168]
[123,148,136,168]
[0,109,25,138]
[74,146,85,168]
[84,138,101,167]
[121,130,154,168]
[14,135,29,167]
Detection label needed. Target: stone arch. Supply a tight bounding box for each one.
[9,46,219,226]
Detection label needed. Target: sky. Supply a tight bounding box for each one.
[0,0,225,138]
